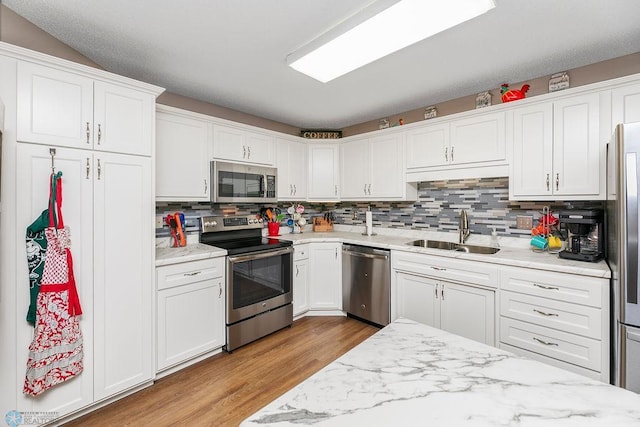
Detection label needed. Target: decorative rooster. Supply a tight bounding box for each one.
[500,83,530,103]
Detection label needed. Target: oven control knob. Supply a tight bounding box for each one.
[258,218,263,223]
[204,220,217,228]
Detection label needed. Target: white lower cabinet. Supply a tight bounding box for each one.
[498,266,609,381]
[293,244,310,316]
[156,257,225,372]
[395,272,495,346]
[308,242,342,311]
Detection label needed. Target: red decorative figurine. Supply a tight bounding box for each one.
[500,83,530,103]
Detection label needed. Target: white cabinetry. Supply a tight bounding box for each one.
[212,124,275,165]
[156,257,225,372]
[405,111,506,181]
[276,136,307,200]
[308,242,342,311]
[510,93,606,200]
[156,106,211,201]
[17,61,155,156]
[307,142,340,201]
[612,82,640,125]
[391,251,497,346]
[498,267,609,381]
[340,132,415,200]
[15,143,154,408]
[293,244,310,317]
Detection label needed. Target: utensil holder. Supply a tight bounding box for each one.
[267,222,280,236]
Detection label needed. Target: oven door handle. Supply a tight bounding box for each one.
[228,246,293,263]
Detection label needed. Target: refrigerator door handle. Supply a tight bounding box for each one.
[625,153,639,304]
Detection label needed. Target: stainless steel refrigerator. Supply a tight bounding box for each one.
[607,121,640,392]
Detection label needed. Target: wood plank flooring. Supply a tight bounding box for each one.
[64,316,378,426]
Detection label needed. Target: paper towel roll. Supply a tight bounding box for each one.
[365,211,373,236]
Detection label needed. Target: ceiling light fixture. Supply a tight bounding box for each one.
[287,0,495,83]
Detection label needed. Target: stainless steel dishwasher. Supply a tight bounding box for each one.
[342,244,390,326]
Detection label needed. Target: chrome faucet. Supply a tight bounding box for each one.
[459,209,470,244]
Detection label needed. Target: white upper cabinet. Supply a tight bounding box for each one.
[510,93,605,200]
[17,61,155,156]
[612,82,640,126]
[156,107,211,201]
[307,142,340,201]
[340,132,413,200]
[212,124,275,165]
[404,110,507,181]
[276,136,307,200]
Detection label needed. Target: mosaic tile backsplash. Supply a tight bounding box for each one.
[156,177,603,239]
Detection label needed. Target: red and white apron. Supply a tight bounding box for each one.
[24,173,83,397]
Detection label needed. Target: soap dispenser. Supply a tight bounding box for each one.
[490,228,500,248]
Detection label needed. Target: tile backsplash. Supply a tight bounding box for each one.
[156,177,603,239]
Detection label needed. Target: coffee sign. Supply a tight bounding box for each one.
[300,129,342,139]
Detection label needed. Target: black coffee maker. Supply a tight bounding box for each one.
[558,209,604,262]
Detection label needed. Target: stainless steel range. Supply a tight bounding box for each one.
[200,215,293,351]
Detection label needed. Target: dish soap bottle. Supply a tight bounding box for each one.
[490,228,500,248]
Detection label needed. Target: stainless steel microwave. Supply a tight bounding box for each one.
[211,161,277,203]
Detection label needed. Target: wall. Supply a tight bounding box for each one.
[342,52,640,136]
[157,177,602,240]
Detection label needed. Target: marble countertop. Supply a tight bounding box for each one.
[156,243,226,266]
[278,226,611,278]
[241,318,640,427]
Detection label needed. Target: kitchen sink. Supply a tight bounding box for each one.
[406,239,500,254]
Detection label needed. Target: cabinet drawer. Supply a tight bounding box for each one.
[499,343,601,381]
[392,251,498,288]
[500,317,602,372]
[500,290,602,339]
[294,244,310,261]
[157,257,225,290]
[500,267,604,307]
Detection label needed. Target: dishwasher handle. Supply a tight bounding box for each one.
[342,245,389,260]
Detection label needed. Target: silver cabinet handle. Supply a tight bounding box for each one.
[363,183,367,195]
[290,184,294,195]
[546,173,550,191]
[334,185,337,196]
[204,179,208,194]
[430,266,446,271]
[444,147,448,162]
[435,283,438,299]
[533,283,559,290]
[243,145,246,158]
[451,146,454,162]
[219,282,222,298]
[367,183,371,195]
[533,337,559,346]
[533,308,559,317]
[97,123,102,144]
[183,271,201,276]
[86,158,90,179]
[296,265,299,277]
[97,159,102,180]
[441,286,444,300]
[247,146,251,158]
[293,184,297,195]
[556,173,559,191]
[86,122,90,144]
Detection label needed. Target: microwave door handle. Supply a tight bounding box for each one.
[626,152,638,305]
[260,175,265,197]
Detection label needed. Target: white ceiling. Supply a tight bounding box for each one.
[5,0,640,129]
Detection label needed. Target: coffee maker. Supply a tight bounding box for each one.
[558,209,604,262]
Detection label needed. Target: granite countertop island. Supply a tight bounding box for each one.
[241,318,640,426]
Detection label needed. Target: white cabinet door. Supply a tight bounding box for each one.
[15,144,94,415]
[93,81,155,156]
[369,133,404,198]
[449,111,506,165]
[276,137,307,200]
[157,274,224,371]
[212,124,275,165]
[553,93,600,197]
[340,138,368,199]
[308,243,342,310]
[510,104,553,198]
[308,143,339,201]
[395,272,439,327]
[440,282,495,346]
[17,61,93,148]
[156,110,211,201]
[293,258,309,316]
[93,153,153,400]
[405,123,449,169]
[612,82,640,126]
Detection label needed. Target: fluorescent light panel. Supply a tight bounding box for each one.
[288,0,495,83]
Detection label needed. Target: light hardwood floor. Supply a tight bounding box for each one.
[64,316,378,426]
